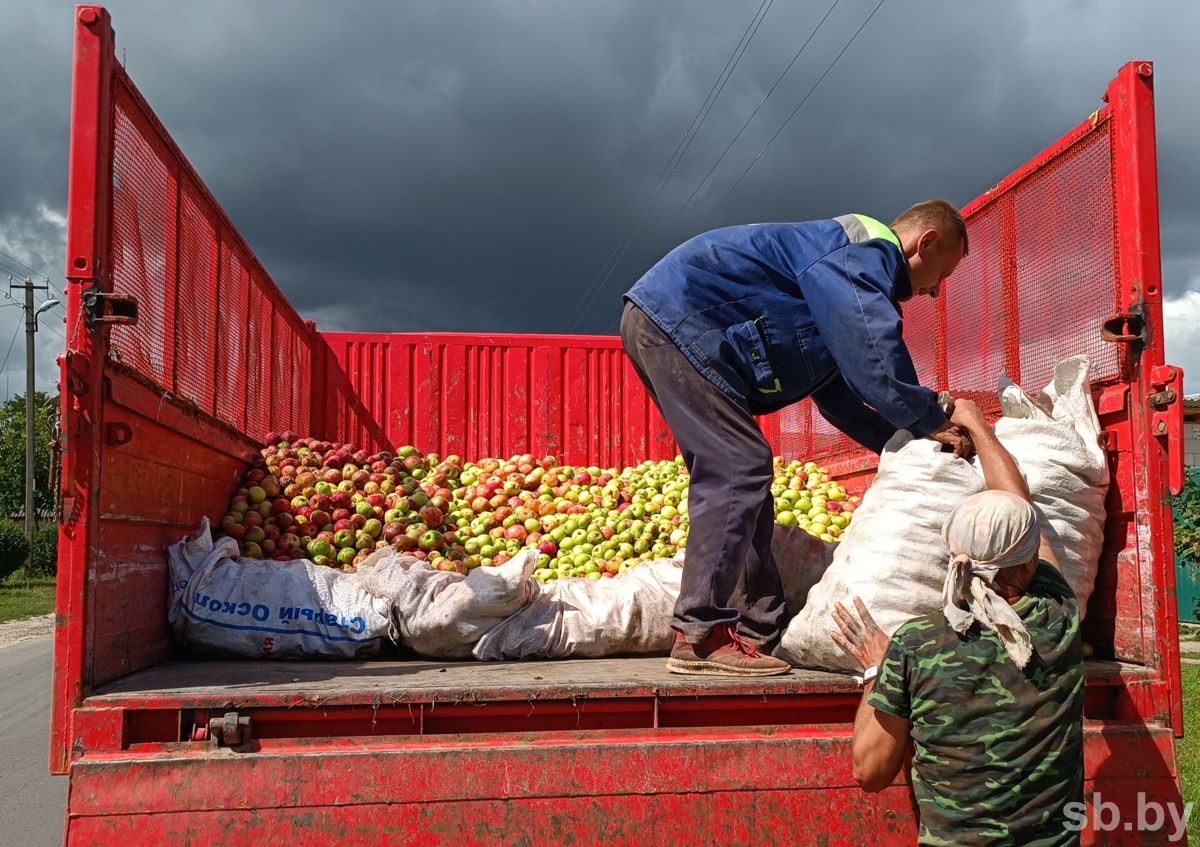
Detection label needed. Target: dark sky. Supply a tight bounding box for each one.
[1,0,1199,396]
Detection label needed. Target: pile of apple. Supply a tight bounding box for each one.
[215,433,858,582]
[771,458,857,541]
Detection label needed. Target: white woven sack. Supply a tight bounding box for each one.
[472,559,684,660]
[988,356,1108,617]
[776,431,986,672]
[356,548,538,659]
[168,519,391,659]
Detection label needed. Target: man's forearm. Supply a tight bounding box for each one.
[854,679,877,738]
[850,680,909,792]
[967,425,1030,500]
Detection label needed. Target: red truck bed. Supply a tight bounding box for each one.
[53,6,1186,845]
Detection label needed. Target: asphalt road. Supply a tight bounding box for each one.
[0,636,66,846]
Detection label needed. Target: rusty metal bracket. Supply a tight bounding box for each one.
[105,422,133,447]
[64,353,90,396]
[1149,364,1184,495]
[82,284,138,331]
[1100,310,1147,346]
[208,711,253,748]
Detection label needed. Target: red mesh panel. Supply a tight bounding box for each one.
[110,82,170,384]
[778,113,1119,465]
[271,309,293,432]
[1011,125,1118,389]
[899,302,941,391]
[106,70,322,443]
[244,280,271,440]
[174,186,217,412]
[214,245,248,429]
[942,208,1010,413]
[293,331,312,435]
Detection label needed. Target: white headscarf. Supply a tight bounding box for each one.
[941,490,1041,668]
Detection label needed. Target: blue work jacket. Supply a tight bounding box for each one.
[624,214,946,453]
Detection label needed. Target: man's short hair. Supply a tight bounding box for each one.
[892,199,969,256]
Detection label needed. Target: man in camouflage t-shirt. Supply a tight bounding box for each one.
[831,399,1084,846]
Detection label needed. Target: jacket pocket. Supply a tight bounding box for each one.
[795,324,834,383]
[727,319,781,395]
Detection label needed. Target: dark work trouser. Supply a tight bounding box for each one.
[620,301,786,647]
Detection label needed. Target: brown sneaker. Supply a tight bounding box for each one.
[666,625,792,677]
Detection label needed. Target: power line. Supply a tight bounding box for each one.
[648,0,776,217]
[561,0,774,333]
[0,259,37,281]
[0,258,49,285]
[0,317,22,376]
[719,0,887,205]
[670,0,842,225]
[562,0,772,332]
[0,249,51,282]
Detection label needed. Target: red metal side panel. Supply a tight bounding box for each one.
[319,334,390,450]
[86,373,256,689]
[320,332,675,466]
[56,5,330,771]
[61,722,1180,846]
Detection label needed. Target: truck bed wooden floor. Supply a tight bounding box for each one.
[88,656,1144,711]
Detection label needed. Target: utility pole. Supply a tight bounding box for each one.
[10,277,50,576]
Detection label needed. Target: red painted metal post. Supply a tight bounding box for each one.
[1108,61,1183,735]
[162,170,180,394]
[999,196,1021,385]
[55,4,115,775]
[206,232,223,418]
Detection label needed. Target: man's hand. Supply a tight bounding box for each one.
[830,597,891,672]
[835,597,911,793]
[950,397,1031,500]
[950,397,989,434]
[928,420,974,459]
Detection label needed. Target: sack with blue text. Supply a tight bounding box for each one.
[168,519,392,659]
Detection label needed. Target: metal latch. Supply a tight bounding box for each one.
[1100,310,1147,346]
[208,711,253,748]
[82,285,138,330]
[1149,364,1185,496]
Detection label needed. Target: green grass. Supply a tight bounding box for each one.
[1179,664,1200,842]
[0,572,56,623]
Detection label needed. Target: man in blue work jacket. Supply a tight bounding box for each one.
[622,199,970,676]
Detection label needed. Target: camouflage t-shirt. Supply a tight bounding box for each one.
[867,562,1084,846]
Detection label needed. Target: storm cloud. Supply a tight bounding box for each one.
[1,0,1199,394]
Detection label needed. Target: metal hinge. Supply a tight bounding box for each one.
[1149,364,1185,496]
[81,284,138,330]
[208,711,253,748]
